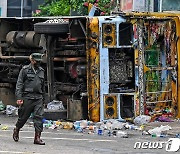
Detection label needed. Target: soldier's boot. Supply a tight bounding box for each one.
[34,131,45,145]
[13,127,20,142]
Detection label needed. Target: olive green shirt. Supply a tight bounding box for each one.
[15,63,45,100]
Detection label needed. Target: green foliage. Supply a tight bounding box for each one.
[33,0,113,16]
[34,0,71,16]
[98,0,115,15]
[70,0,88,15]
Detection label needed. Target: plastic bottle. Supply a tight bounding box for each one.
[151,134,157,138]
[97,129,103,135]
[159,134,167,138]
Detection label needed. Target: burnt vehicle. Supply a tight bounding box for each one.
[0,12,180,122]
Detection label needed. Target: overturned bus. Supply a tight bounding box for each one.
[0,12,180,122]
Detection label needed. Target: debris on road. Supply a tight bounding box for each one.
[134,115,151,125]
[41,117,177,139]
[0,101,5,111]
[148,125,172,136]
[1,125,8,130]
[6,105,18,116]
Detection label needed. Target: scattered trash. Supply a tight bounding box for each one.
[124,123,138,130]
[80,120,89,129]
[0,101,5,111]
[142,130,150,135]
[134,115,151,125]
[159,134,167,138]
[97,129,103,135]
[175,134,180,138]
[49,124,57,129]
[151,134,157,138]
[39,116,175,139]
[73,121,81,130]
[77,127,83,133]
[103,130,111,137]
[148,125,172,136]
[88,125,95,130]
[47,100,65,110]
[1,125,8,130]
[116,130,128,138]
[63,122,73,129]
[157,115,174,122]
[72,119,136,138]
[43,118,74,130]
[55,120,61,126]
[110,120,124,130]
[6,105,18,116]
[43,119,53,128]
[151,132,167,138]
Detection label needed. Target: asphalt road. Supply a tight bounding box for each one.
[0,114,178,154]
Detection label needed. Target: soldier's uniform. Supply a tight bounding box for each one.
[13,53,46,145]
[15,63,45,132]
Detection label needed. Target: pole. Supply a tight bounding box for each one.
[160,0,163,12]
[21,0,24,17]
[137,19,145,115]
[46,36,55,102]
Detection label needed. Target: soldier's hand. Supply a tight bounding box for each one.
[16,100,23,106]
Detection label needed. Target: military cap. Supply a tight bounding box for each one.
[30,53,44,62]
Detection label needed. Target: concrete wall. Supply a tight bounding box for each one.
[0,1,7,17]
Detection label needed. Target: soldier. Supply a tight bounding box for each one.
[13,53,46,145]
